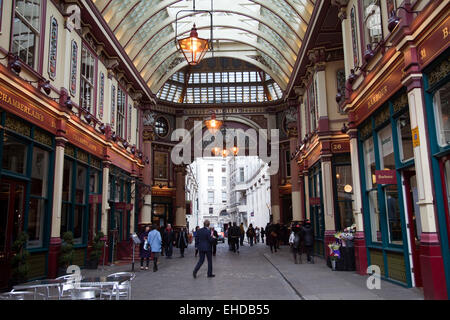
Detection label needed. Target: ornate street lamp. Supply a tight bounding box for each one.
[175,0,213,66]
[177,24,209,66]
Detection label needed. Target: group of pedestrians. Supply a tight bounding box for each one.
[226,222,266,253]
[288,220,314,264]
[138,223,190,272]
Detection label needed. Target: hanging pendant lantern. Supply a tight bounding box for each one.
[205,112,222,134]
[178,24,209,66]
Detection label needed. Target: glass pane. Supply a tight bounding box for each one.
[63,159,72,202]
[60,203,70,235]
[73,205,84,242]
[363,0,383,46]
[75,165,87,204]
[2,134,27,175]
[30,147,49,197]
[378,124,395,170]
[434,82,450,146]
[0,183,10,253]
[13,185,24,243]
[27,198,45,248]
[335,165,354,229]
[398,112,414,162]
[368,189,381,242]
[89,171,99,194]
[364,137,377,189]
[385,184,403,245]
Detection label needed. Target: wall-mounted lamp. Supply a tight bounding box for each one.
[65,97,73,109]
[388,6,420,32]
[99,123,106,133]
[341,122,349,134]
[9,56,21,74]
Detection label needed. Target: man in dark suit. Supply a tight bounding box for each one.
[193,220,216,278]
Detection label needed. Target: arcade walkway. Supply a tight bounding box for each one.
[82,242,424,300]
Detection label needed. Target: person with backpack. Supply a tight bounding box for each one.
[289,223,302,264]
[147,224,162,272]
[300,220,314,263]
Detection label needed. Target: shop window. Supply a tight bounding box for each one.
[433,82,450,147]
[154,151,168,180]
[364,137,381,242]
[89,171,99,194]
[378,124,395,170]
[397,112,414,162]
[2,133,28,175]
[385,184,403,245]
[334,164,354,230]
[362,0,383,51]
[28,147,49,248]
[12,0,41,69]
[117,87,126,139]
[80,46,96,113]
[75,165,87,204]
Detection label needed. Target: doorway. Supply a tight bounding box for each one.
[403,170,423,287]
[0,179,26,288]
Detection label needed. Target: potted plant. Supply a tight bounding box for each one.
[328,242,341,271]
[10,232,30,286]
[87,231,104,269]
[59,231,74,275]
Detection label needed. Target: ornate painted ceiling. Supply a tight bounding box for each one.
[92,0,315,95]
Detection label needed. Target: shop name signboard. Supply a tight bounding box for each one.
[0,86,57,133]
[419,14,450,67]
[375,170,397,184]
[67,124,104,158]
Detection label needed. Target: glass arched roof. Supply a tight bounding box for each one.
[157,59,283,104]
[93,0,315,94]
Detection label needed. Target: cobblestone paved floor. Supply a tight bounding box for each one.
[81,241,424,300]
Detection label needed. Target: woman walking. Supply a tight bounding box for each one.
[176,227,189,257]
[139,225,151,270]
[147,224,162,272]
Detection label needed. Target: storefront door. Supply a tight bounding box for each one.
[0,179,26,288]
[403,171,423,287]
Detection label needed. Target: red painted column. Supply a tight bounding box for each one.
[420,233,448,299]
[354,231,368,275]
[48,237,62,278]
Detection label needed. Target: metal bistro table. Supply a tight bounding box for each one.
[13,275,132,300]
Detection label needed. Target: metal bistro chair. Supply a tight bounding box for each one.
[69,287,103,300]
[0,291,46,300]
[54,274,80,300]
[102,272,136,300]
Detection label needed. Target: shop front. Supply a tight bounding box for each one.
[61,144,103,268]
[151,196,174,228]
[357,90,419,286]
[308,161,325,257]
[423,49,450,297]
[0,111,54,288]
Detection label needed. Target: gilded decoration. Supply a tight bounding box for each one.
[143,129,155,142]
[359,121,372,139]
[428,56,450,88]
[91,157,101,169]
[77,149,89,163]
[392,93,408,114]
[374,106,390,127]
[5,115,31,137]
[65,144,75,157]
[34,129,52,147]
